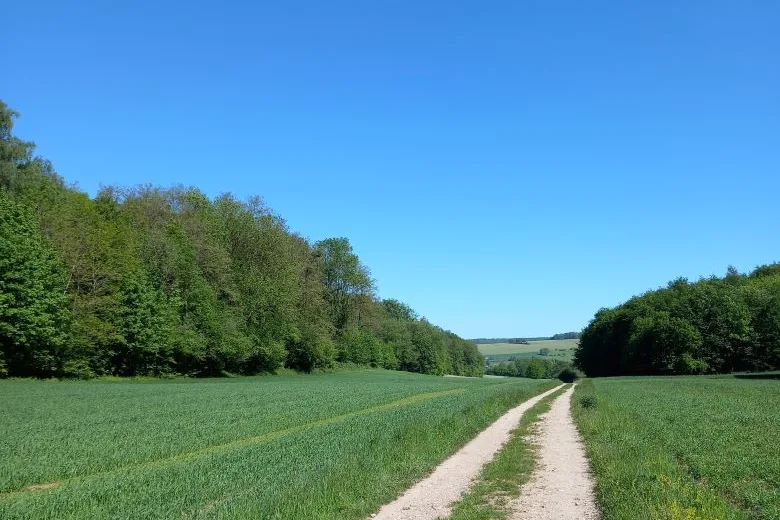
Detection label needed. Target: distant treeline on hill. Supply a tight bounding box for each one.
[0,101,483,379]
[486,357,573,380]
[470,332,581,344]
[575,264,780,376]
[550,331,580,340]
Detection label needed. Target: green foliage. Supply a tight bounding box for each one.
[113,273,180,376]
[0,371,552,518]
[337,327,392,368]
[0,100,483,379]
[578,395,597,410]
[572,376,780,519]
[381,298,418,321]
[315,237,375,333]
[486,355,574,380]
[576,266,780,376]
[0,101,35,191]
[0,192,70,377]
[408,320,449,375]
[558,367,578,383]
[524,358,546,379]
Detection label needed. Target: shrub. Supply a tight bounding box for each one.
[673,353,710,374]
[62,359,95,379]
[525,359,545,379]
[558,367,578,383]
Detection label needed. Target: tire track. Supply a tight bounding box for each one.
[370,384,565,520]
[0,388,464,501]
[509,386,599,519]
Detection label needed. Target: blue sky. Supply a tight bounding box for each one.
[4,1,779,338]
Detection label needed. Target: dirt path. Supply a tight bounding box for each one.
[370,384,564,520]
[509,386,599,520]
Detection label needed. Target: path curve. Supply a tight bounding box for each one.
[370,384,564,520]
[509,385,599,519]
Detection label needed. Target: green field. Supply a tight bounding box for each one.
[0,370,555,519]
[478,339,578,364]
[573,376,780,520]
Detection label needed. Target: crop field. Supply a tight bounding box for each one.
[573,375,780,520]
[0,370,555,519]
[478,339,578,364]
[476,339,578,356]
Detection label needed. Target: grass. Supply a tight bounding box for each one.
[572,376,780,520]
[448,385,570,520]
[0,370,556,519]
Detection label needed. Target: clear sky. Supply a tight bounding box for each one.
[4,1,779,338]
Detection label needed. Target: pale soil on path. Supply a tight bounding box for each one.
[509,385,599,520]
[370,384,564,520]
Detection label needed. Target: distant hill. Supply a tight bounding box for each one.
[550,331,581,340]
[470,331,581,344]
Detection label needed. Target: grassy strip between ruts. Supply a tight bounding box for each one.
[448,384,570,520]
[572,377,780,520]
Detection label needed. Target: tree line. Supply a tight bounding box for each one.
[575,264,780,376]
[485,357,576,381]
[470,331,580,344]
[0,101,483,379]
[550,331,580,340]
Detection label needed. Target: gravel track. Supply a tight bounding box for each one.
[370,384,564,520]
[509,385,599,520]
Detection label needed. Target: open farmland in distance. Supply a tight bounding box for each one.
[0,370,555,519]
[478,339,578,363]
[573,375,780,520]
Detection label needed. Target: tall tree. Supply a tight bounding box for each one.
[0,192,70,377]
[315,237,375,333]
[0,101,33,190]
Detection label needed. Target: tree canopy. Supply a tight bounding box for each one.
[0,100,483,379]
[575,266,780,376]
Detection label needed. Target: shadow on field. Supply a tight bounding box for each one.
[733,372,780,380]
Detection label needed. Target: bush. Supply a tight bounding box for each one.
[62,359,95,379]
[579,395,597,409]
[558,367,578,383]
[525,359,545,379]
[673,353,710,375]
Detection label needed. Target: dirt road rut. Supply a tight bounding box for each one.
[370,384,564,520]
[509,385,599,520]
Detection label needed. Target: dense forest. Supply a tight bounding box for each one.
[0,101,483,379]
[575,265,780,376]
